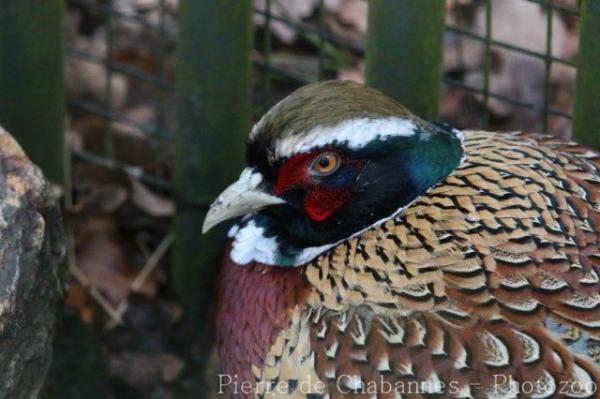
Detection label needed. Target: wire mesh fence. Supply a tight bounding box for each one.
[66,0,581,194]
[67,0,176,190]
[60,0,584,329]
[444,0,579,134]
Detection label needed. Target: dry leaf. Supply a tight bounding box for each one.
[67,36,129,110]
[76,217,158,305]
[338,0,367,34]
[254,0,342,44]
[129,176,175,217]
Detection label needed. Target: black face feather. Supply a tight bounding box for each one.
[246,140,274,181]
[246,122,464,259]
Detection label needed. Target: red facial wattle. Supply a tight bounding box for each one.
[304,187,351,221]
[274,151,353,222]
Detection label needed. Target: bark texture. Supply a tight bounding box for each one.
[0,126,66,398]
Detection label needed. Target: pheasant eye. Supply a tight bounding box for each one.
[312,152,340,176]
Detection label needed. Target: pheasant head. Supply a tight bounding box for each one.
[203,80,464,266]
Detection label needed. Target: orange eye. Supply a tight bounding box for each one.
[312,153,340,176]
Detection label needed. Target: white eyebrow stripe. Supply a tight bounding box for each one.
[271,117,418,159]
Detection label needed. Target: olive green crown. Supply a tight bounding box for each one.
[249,80,421,149]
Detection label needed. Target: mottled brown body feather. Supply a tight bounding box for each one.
[220,131,600,398]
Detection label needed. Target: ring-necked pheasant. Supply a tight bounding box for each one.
[204,81,600,398]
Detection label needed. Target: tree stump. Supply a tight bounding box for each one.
[0,126,66,398]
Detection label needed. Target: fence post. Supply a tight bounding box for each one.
[366,0,445,120]
[173,0,252,331]
[573,0,600,148]
[0,0,65,183]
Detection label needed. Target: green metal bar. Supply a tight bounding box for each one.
[445,25,575,67]
[444,77,572,119]
[104,0,115,160]
[542,0,554,133]
[573,0,600,148]
[155,0,167,134]
[154,0,168,166]
[69,100,174,140]
[262,0,272,112]
[317,0,326,80]
[70,0,177,36]
[0,0,65,183]
[366,0,445,120]
[68,47,174,90]
[73,150,172,190]
[253,8,364,55]
[523,0,579,15]
[482,0,492,128]
[173,0,252,323]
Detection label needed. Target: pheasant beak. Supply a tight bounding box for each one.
[202,168,285,233]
